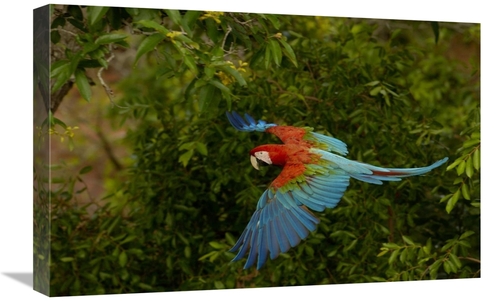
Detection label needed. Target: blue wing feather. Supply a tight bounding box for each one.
[229,167,350,269]
[226,111,277,132]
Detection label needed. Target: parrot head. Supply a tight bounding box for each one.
[249,145,288,170]
[250,150,273,170]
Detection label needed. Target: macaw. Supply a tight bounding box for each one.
[226,111,448,270]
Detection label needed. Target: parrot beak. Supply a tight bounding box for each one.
[250,155,260,170]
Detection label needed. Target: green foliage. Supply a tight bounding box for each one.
[44,6,480,296]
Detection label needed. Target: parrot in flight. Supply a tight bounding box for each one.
[226,111,448,270]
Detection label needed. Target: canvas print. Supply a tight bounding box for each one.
[33,4,480,297]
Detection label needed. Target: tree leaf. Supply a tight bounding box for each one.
[183,53,198,74]
[135,33,165,65]
[209,241,224,249]
[79,165,93,175]
[118,250,128,267]
[461,182,471,200]
[365,80,380,86]
[264,44,271,70]
[220,65,246,86]
[51,61,72,92]
[67,5,83,21]
[377,249,388,257]
[429,260,442,279]
[179,149,194,167]
[136,19,170,35]
[473,148,480,170]
[459,231,475,240]
[60,257,75,262]
[165,9,182,26]
[277,39,297,67]
[446,156,465,171]
[75,68,92,102]
[195,142,208,156]
[456,160,466,176]
[465,157,474,178]
[269,39,282,66]
[209,79,230,94]
[95,33,128,45]
[446,189,461,213]
[431,21,440,44]
[463,138,480,149]
[402,235,415,246]
[388,249,400,265]
[88,6,110,27]
[449,253,462,269]
[370,86,382,96]
[399,247,408,263]
[198,83,216,112]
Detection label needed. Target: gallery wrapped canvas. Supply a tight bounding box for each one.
[33,3,480,297]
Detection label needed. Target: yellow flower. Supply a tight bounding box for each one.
[64,126,79,138]
[199,11,224,24]
[216,71,234,86]
[166,31,182,41]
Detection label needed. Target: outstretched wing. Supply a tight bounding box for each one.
[226,111,348,155]
[229,160,350,269]
[226,111,277,132]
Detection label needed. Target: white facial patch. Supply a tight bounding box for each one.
[255,151,272,164]
[250,151,272,170]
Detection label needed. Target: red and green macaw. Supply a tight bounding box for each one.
[226,111,448,270]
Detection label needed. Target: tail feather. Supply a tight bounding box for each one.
[353,157,449,185]
[310,149,448,185]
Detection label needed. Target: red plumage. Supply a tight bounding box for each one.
[249,126,321,189]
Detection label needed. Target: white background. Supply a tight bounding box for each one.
[1,1,496,300]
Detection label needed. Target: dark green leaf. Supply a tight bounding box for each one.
[195,142,208,156]
[179,150,194,167]
[446,189,461,213]
[388,249,400,265]
[269,39,282,66]
[459,231,475,240]
[278,39,298,67]
[135,33,165,65]
[198,84,216,112]
[220,65,246,86]
[465,158,474,178]
[165,10,182,26]
[456,160,466,175]
[264,45,271,70]
[67,5,83,21]
[402,236,415,246]
[118,250,128,267]
[473,148,480,170]
[88,6,110,27]
[95,33,128,45]
[51,61,72,92]
[60,257,74,262]
[446,156,466,171]
[75,69,92,102]
[449,253,462,269]
[79,165,93,175]
[461,183,471,200]
[208,79,230,94]
[136,19,170,35]
[183,53,198,74]
[431,22,439,44]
